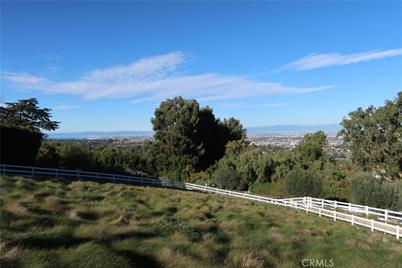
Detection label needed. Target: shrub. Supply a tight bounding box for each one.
[57,143,93,170]
[284,168,323,197]
[351,172,401,210]
[212,165,246,190]
[36,143,60,167]
[250,180,287,198]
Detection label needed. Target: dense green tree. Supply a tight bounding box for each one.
[0,126,43,165]
[0,98,59,165]
[236,150,274,184]
[0,98,59,131]
[294,131,327,169]
[221,117,246,142]
[149,97,203,179]
[271,149,294,181]
[147,97,245,180]
[340,92,402,181]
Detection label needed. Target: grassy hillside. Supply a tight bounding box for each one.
[0,176,401,268]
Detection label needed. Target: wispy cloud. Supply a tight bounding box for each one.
[38,52,63,73]
[4,51,332,103]
[275,48,402,72]
[221,102,289,109]
[47,64,59,73]
[53,104,80,110]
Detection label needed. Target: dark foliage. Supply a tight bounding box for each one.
[351,172,401,210]
[1,126,43,165]
[285,168,323,197]
[0,98,59,131]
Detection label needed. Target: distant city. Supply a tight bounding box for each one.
[46,124,347,158]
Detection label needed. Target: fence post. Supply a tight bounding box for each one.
[32,167,35,177]
[333,211,336,221]
[371,219,374,231]
[319,208,321,217]
[397,225,400,240]
[351,214,354,225]
[384,209,388,222]
[321,199,324,209]
[365,206,369,217]
[348,203,351,213]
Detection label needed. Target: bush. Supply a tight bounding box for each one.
[250,180,287,198]
[0,126,43,165]
[57,143,93,170]
[36,143,60,167]
[284,168,323,197]
[351,172,401,210]
[212,165,246,190]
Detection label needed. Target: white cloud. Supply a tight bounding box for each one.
[220,102,289,109]
[3,51,332,103]
[276,48,402,72]
[53,104,80,110]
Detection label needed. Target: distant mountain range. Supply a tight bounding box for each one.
[46,124,341,139]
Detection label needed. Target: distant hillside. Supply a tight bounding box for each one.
[247,123,341,133]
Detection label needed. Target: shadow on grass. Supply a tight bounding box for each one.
[109,230,157,240]
[13,235,90,249]
[116,249,163,268]
[0,258,20,268]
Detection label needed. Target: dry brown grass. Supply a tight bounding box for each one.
[158,247,188,267]
[345,238,371,250]
[269,227,286,242]
[238,252,264,268]
[5,202,28,216]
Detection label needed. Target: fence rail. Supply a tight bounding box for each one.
[1,164,401,240]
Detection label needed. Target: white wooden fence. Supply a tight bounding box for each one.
[1,164,401,240]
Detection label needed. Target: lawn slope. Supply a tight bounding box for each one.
[0,176,401,268]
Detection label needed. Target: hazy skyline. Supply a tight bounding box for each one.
[2,2,402,132]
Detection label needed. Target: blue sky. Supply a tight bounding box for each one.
[1,1,402,132]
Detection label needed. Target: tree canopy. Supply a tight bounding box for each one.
[294,131,328,169]
[339,92,402,181]
[146,96,246,180]
[0,98,59,131]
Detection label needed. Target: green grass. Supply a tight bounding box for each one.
[1,176,401,268]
